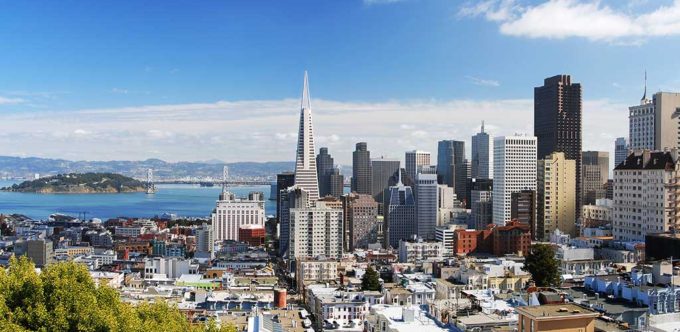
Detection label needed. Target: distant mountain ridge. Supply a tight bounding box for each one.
[0,156,296,181]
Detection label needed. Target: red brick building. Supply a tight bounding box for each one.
[238,225,265,246]
[453,220,531,256]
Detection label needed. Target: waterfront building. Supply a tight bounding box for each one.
[385,171,416,249]
[343,193,379,251]
[371,157,400,212]
[613,150,679,242]
[416,172,438,240]
[582,151,609,205]
[352,142,372,195]
[510,190,537,239]
[289,200,343,259]
[437,140,466,199]
[537,152,577,240]
[471,121,493,179]
[492,135,537,225]
[535,74,583,219]
[405,150,430,185]
[211,191,266,243]
[293,71,320,201]
[316,147,335,198]
[615,137,628,167]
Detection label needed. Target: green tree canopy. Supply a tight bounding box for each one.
[523,244,561,287]
[0,256,236,332]
[361,266,381,291]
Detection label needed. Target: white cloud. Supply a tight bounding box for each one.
[466,75,501,87]
[459,0,680,43]
[0,97,628,165]
[0,96,24,105]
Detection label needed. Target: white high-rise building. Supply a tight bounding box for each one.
[471,121,493,179]
[492,135,537,225]
[289,200,343,258]
[628,95,654,150]
[195,223,213,259]
[294,71,320,201]
[613,150,679,242]
[211,191,265,243]
[405,150,430,183]
[416,172,438,240]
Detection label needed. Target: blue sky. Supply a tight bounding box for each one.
[1,0,680,165]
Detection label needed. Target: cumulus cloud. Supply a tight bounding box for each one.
[0,97,628,166]
[459,0,680,43]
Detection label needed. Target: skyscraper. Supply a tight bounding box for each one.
[276,172,295,222]
[294,71,320,201]
[511,190,537,240]
[537,152,576,240]
[629,91,680,151]
[437,140,466,199]
[472,121,493,179]
[371,157,400,212]
[469,178,493,230]
[385,170,416,249]
[343,193,379,251]
[492,135,537,225]
[289,200,343,258]
[352,142,372,195]
[581,151,609,205]
[316,147,335,198]
[212,191,266,242]
[328,167,344,198]
[614,137,628,168]
[405,150,430,184]
[278,186,310,258]
[416,172,438,240]
[534,75,582,218]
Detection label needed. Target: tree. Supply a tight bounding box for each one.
[523,244,560,287]
[361,266,381,291]
[0,256,237,331]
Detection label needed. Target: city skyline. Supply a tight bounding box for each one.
[2,1,680,165]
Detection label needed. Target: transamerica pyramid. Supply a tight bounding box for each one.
[293,71,320,201]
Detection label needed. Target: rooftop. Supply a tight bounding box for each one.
[515,304,599,320]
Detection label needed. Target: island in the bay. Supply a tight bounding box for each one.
[1,173,147,193]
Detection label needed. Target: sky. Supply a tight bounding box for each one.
[1,0,680,167]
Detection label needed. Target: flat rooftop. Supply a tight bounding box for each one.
[516,304,599,320]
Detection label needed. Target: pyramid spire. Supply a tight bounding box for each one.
[293,71,320,201]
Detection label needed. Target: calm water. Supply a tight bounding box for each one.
[0,180,274,220]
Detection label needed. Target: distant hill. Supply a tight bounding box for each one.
[0,156,296,181]
[2,173,146,193]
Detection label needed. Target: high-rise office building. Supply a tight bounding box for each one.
[492,135,537,225]
[534,74,582,218]
[613,150,679,242]
[211,191,266,242]
[279,186,310,258]
[293,71,319,201]
[416,172,438,240]
[511,190,537,240]
[343,193,379,251]
[629,91,680,151]
[289,200,343,258]
[385,171,416,249]
[405,150,431,185]
[437,140,466,199]
[582,151,609,205]
[328,167,344,198]
[371,157,400,212]
[276,172,295,222]
[537,152,576,240]
[470,179,493,230]
[614,137,628,168]
[472,121,493,179]
[352,142,372,195]
[316,147,334,198]
[437,185,456,226]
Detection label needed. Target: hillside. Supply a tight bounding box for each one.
[1,172,147,193]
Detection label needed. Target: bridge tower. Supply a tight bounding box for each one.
[146,168,156,194]
[222,165,229,193]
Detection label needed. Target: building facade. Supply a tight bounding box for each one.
[437,140,466,198]
[615,137,628,168]
[471,121,493,179]
[492,135,537,225]
[416,172,438,240]
[405,150,430,185]
[316,147,335,198]
[537,152,577,240]
[582,151,609,205]
[385,173,417,249]
[370,157,400,212]
[343,193,379,251]
[511,190,537,240]
[293,71,320,201]
[613,150,679,242]
[352,142,372,195]
[289,200,343,259]
[211,191,266,243]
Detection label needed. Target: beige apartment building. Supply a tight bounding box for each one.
[537,152,576,240]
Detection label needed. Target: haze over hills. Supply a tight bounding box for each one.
[0,156,300,181]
